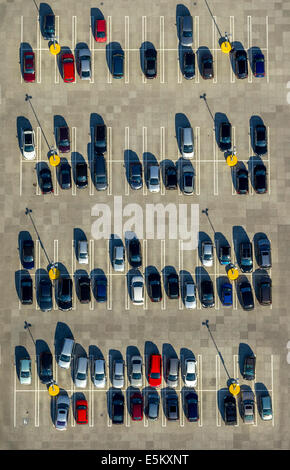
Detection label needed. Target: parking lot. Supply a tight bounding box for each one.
[1,0,290,450]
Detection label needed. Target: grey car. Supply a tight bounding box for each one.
[182,164,194,195]
[148,165,160,193]
[179,15,193,46]
[92,358,106,388]
[74,357,88,388]
[78,48,91,80]
[113,245,125,272]
[38,278,53,312]
[55,394,70,431]
[259,394,273,421]
[112,359,125,388]
[257,238,272,269]
[146,392,160,420]
[19,358,32,385]
[180,126,194,159]
[130,355,143,387]
[166,358,179,388]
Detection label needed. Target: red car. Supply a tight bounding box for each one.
[130,392,143,421]
[75,399,88,424]
[148,354,162,387]
[23,51,36,82]
[95,19,107,42]
[61,53,75,83]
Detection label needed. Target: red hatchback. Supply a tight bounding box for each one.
[95,19,107,43]
[148,354,162,387]
[23,51,36,82]
[61,53,75,83]
[75,399,88,424]
[131,392,143,421]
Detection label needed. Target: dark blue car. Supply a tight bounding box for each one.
[253,53,265,78]
[112,51,124,79]
[221,283,232,306]
[21,240,34,269]
[95,277,107,302]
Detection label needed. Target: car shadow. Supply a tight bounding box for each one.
[90,7,105,40]
[175,4,191,42]
[39,3,54,38]
[124,149,140,185]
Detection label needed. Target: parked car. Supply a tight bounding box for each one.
[219,244,231,265]
[148,354,162,387]
[239,280,254,310]
[146,392,160,420]
[94,19,107,42]
[224,395,237,425]
[180,126,194,159]
[201,53,214,79]
[166,394,179,421]
[257,238,272,268]
[166,358,179,388]
[58,161,72,189]
[184,392,199,422]
[56,126,70,153]
[148,165,160,193]
[57,277,73,311]
[242,355,256,380]
[23,51,35,82]
[21,129,36,160]
[253,124,267,155]
[128,238,142,268]
[42,14,55,39]
[259,394,272,421]
[20,277,33,305]
[129,162,143,190]
[179,15,193,46]
[164,164,177,190]
[21,239,34,269]
[233,49,248,79]
[144,47,157,78]
[167,272,179,299]
[218,121,232,151]
[221,282,233,307]
[55,394,70,430]
[75,399,88,424]
[130,392,143,421]
[19,358,32,385]
[93,154,107,190]
[200,279,215,308]
[74,357,88,388]
[111,392,124,424]
[130,355,143,387]
[94,276,107,302]
[259,277,272,305]
[112,51,124,79]
[58,338,75,369]
[77,240,88,264]
[39,351,53,384]
[182,50,195,80]
[241,390,255,424]
[92,359,106,388]
[181,164,194,195]
[38,278,53,311]
[112,359,125,388]
[94,123,107,154]
[131,274,144,305]
[147,272,162,302]
[184,358,197,387]
[77,275,91,304]
[113,245,125,272]
[77,48,91,80]
[183,281,196,309]
[75,162,88,189]
[39,167,53,194]
[239,241,253,273]
[201,240,214,267]
[236,168,249,194]
[253,52,265,78]
[253,164,267,194]
[61,52,75,83]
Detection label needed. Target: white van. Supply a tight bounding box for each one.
[58,338,75,369]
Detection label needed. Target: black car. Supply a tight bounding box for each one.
[20,277,33,304]
[75,162,88,189]
[56,126,70,153]
[112,392,124,424]
[239,242,253,273]
[164,165,177,189]
[182,50,195,80]
[167,272,179,299]
[184,392,199,422]
[94,276,107,303]
[259,277,272,305]
[39,351,53,384]
[257,238,272,268]
[77,276,91,304]
[129,162,143,190]
[253,164,267,194]
[201,54,214,79]
[200,279,215,308]
[112,51,124,79]
[242,355,256,380]
[38,278,53,312]
[43,14,55,39]
[93,154,108,191]
[239,281,254,311]
[166,395,179,421]
[218,121,232,151]
[144,48,157,79]
[94,124,107,154]
[233,50,248,79]
[21,240,34,269]
[128,238,142,268]
[39,168,53,194]
[253,124,267,155]
[57,277,73,311]
[224,395,237,425]
[58,161,72,189]
[148,272,162,302]
[236,168,249,194]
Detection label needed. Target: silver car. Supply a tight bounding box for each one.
[77,240,88,264]
[184,358,197,387]
[74,357,88,388]
[131,274,144,305]
[19,358,32,385]
[180,126,194,159]
[180,15,193,47]
[184,281,196,309]
[113,245,125,272]
[130,355,143,387]
[201,241,214,267]
[148,165,160,192]
[55,394,70,431]
[112,359,124,388]
[78,48,91,80]
[92,358,106,388]
[166,357,179,388]
[21,129,36,160]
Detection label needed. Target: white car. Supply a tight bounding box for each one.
[92,359,106,388]
[113,245,125,272]
[22,129,36,160]
[131,274,144,305]
[184,358,197,387]
[19,358,32,385]
[112,359,124,388]
[130,355,143,387]
[77,240,88,264]
[58,338,75,369]
[184,281,196,309]
[201,241,213,267]
[55,394,70,430]
[74,357,88,388]
[148,165,160,192]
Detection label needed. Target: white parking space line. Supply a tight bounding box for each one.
[72,240,76,310]
[231,126,236,195]
[35,240,41,310]
[271,354,274,426]
[36,19,41,84]
[213,131,218,196]
[177,37,182,84]
[108,127,112,196]
[194,16,200,84]
[268,126,271,194]
[89,19,95,84]
[212,17,218,84]
[125,259,130,310]
[89,239,94,311]
[142,127,148,196]
[20,16,23,84]
[35,359,39,427]
[230,16,235,84]
[53,240,58,310]
[160,16,165,84]
[160,126,165,195]
[89,380,93,427]
[125,126,130,196]
[89,127,94,196]
[125,16,130,84]
[233,354,239,426]
[72,16,77,54]
[178,240,183,310]
[216,355,221,427]
[195,127,200,196]
[247,16,253,84]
